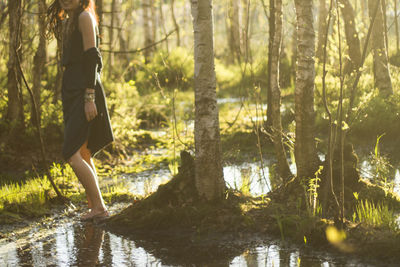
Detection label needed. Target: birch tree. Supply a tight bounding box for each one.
[339,0,361,73]
[265,0,275,130]
[269,0,292,180]
[32,0,47,125]
[151,0,157,45]
[395,0,399,53]
[143,0,152,62]
[6,0,24,130]
[96,0,103,35]
[227,0,241,64]
[368,0,392,95]
[294,0,319,179]
[241,0,250,63]
[190,0,225,200]
[171,0,180,46]
[316,0,328,60]
[108,0,116,77]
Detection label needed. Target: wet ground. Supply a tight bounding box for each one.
[1,157,398,266]
[0,217,375,266]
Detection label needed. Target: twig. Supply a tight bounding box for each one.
[321,0,340,212]
[335,0,345,226]
[346,0,381,124]
[15,47,66,202]
[101,30,176,54]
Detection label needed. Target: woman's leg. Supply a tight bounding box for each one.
[80,142,97,209]
[68,142,107,218]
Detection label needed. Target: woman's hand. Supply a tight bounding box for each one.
[85,101,97,122]
[84,89,97,121]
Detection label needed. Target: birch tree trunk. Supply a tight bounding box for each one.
[143,0,152,62]
[270,0,292,180]
[381,0,388,56]
[360,0,367,26]
[368,0,393,95]
[227,0,241,64]
[116,3,127,65]
[339,0,361,73]
[265,0,275,130]
[294,0,319,179]
[0,2,7,28]
[159,0,169,51]
[96,0,103,35]
[395,0,399,53]
[316,0,328,60]
[241,0,250,63]
[108,0,116,77]
[6,0,24,129]
[52,18,63,103]
[151,0,157,45]
[171,0,180,47]
[32,0,47,125]
[291,27,297,85]
[190,0,225,201]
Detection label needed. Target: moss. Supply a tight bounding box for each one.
[357,179,400,210]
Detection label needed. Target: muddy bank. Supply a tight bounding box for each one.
[104,154,400,266]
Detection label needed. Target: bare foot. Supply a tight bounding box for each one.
[87,195,92,209]
[81,209,109,221]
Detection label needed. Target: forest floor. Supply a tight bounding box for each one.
[2,91,400,265]
[103,152,400,266]
[1,130,400,265]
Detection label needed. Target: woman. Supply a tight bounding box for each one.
[47,0,114,220]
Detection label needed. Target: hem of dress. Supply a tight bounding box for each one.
[62,130,89,162]
[90,140,114,158]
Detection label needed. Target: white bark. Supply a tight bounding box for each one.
[294,0,319,179]
[190,0,225,200]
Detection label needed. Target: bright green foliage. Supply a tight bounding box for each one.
[301,166,323,217]
[134,48,194,93]
[239,168,251,195]
[0,162,138,222]
[351,92,400,141]
[0,175,52,218]
[353,199,398,230]
[369,134,394,193]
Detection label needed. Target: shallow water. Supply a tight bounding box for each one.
[0,222,372,266]
[123,155,400,198]
[1,156,397,266]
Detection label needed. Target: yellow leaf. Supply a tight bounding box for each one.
[326,226,346,244]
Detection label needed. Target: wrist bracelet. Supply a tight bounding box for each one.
[84,93,95,103]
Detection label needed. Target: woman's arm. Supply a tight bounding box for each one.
[78,11,96,52]
[79,11,98,122]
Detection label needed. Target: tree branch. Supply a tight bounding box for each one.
[101,30,176,54]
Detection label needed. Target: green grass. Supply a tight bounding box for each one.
[0,176,51,212]
[353,199,398,231]
[0,162,139,223]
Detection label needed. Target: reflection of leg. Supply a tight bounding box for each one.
[68,142,107,219]
[77,223,104,267]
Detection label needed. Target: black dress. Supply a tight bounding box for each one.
[61,20,114,161]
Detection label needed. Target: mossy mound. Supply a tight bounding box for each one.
[106,151,257,234]
[104,151,265,265]
[104,148,400,265]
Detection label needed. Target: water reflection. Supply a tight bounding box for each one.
[127,168,171,196]
[360,159,400,193]
[224,161,296,196]
[224,163,272,195]
[74,223,103,266]
[1,220,374,267]
[1,157,392,266]
[126,160,298,198]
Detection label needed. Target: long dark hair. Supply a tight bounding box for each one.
[47,0,98,41]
